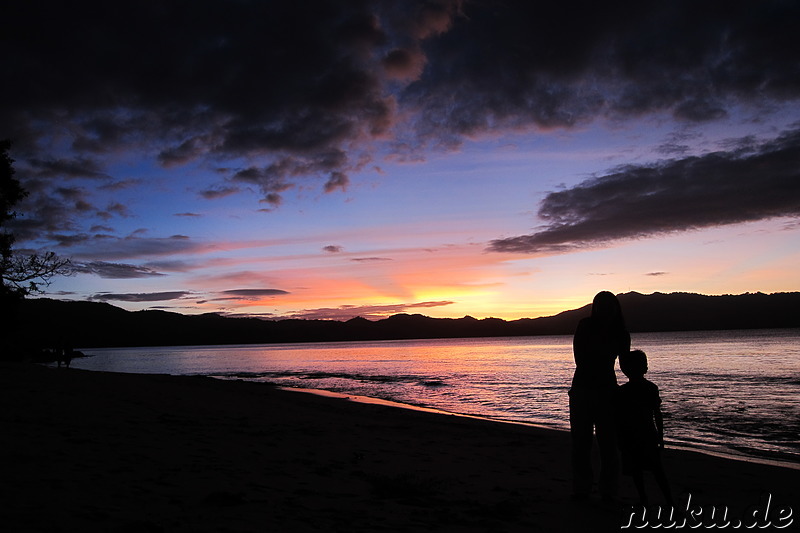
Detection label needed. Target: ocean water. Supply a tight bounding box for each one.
[71,329,800,465]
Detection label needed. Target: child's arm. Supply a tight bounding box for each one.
[654,405,665,449]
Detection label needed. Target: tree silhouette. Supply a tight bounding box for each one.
[1,140,71,303]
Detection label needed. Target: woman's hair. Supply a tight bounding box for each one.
[591,291,626,329]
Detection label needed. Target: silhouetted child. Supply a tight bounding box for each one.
[617,349,672,506]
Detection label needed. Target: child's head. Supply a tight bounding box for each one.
[620,349,648,379]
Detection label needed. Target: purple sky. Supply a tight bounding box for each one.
[3,0,799,320]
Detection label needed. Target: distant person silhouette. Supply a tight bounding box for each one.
[57,343,73,368]
[569,291,630,501]
[617,349,672,506]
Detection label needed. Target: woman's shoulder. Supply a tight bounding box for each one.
[573,316,590,334]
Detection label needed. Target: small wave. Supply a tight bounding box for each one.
[212,369,447,387]
[738,375,800,386]
[668,371,800,388]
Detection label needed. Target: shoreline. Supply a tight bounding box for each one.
[3,362,798,531]
[41,360,800,470]
[273,383,800,472]
[31,365,800,471]
[67,327,800,469]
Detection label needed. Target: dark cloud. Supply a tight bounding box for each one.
[218,289,290,301]
[8,192,82,241]
[52,187,96,213]
[231,167,292,208]
[104,203,131,218]
[219,311,277,319]
[199,186,240,200]
[55,187,85,201]
[50,233,94,247]
[91,291,191,302]
[143,260,196,273]
[60,234,201,261]
[288,300,455,320]
[382,48,427,81]
[655,131,704,156]
[489,127,800,254]
[5,1,800,164]
[718,135,760,154]
[323,171,349,193]
[646,272,668,277]
[7,177,135,243]
[351,257,392,262]
[672,99,727,123]
[231,150,354,206]
[74,200,94,213]
[4,0,800,241]
[403,0,800,144]
[89,225,115,233]
[174,212,202,217]
[157,137,212,168]
[2,1,406,207]
[323,245,344,253]
[98,179,140,191]
[221,289,290,297]
[26,156,110,179]
[74,261,166,279]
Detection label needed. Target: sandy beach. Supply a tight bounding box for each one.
[1,362,797,532]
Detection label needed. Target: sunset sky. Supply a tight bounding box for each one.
[3,0,799,320]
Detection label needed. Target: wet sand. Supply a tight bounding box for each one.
[1,362,797,532]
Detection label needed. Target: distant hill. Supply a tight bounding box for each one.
[9,291,800,350]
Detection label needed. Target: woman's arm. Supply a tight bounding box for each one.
[654,406,665,449]
[620,330,631,355]
[572,318,590,365]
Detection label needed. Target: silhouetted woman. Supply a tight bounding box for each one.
[569,291,630,501]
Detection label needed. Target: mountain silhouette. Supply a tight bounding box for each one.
[10,291,800,352]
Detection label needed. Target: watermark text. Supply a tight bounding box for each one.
[621,493,793,529]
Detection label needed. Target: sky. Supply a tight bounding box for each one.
[3,0,800,321]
